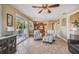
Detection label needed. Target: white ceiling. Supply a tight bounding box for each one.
[12,4,79,21]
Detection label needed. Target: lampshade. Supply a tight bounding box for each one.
[7,27,14,31]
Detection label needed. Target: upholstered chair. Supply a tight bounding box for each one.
[43,29,56,43]
[34,30,42,40]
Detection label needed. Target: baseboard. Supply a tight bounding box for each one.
[57,34,67,42]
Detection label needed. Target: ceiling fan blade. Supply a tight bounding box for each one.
[42,4,48,8]
[48,9,51,13]
[38,9,43,13]
[48,4,60,8]
[32,6,42,8]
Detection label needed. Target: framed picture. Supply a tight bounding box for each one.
[62,18,66,26]
[7,14,13,26]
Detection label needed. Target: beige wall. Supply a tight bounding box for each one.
[1,4,32,34]
[0,5,2,36]
[47,21,54,29]
[2,5,16,33]
[70,12,79,23]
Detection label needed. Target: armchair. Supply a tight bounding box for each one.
[43,29,55,43]
[34,30,42,40]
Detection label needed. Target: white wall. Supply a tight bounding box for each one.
[60,15,67,39]
[0,5,2,36]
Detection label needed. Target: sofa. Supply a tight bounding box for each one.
[68,40,79,54]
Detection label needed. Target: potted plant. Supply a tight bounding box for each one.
[72,20,79,27]
[72,20,79,32]
[17,22,26,36]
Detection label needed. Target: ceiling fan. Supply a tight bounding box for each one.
[32,4,60,13]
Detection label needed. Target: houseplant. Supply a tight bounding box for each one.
[17,22,26,36]
[72,20,79,27]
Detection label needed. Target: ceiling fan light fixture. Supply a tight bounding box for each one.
[32,4,60,13]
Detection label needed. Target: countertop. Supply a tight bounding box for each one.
[0,34,17,40]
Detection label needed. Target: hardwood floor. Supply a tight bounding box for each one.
[16,37,70,54]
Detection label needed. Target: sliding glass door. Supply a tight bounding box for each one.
[16,16,29,44]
